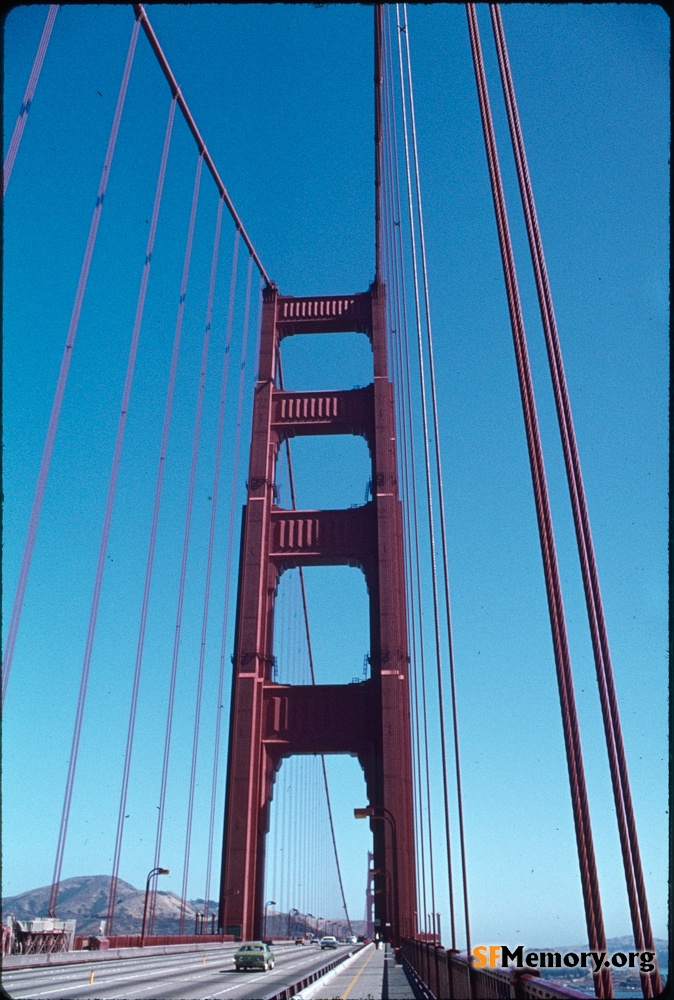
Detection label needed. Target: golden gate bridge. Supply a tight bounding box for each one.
[2,5,667,999]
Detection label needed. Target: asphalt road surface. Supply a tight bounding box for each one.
[2,942,356,1000]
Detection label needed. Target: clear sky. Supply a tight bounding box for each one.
[2,3,668,952]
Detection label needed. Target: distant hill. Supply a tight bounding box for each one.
[1,875,211,937]
[1,876,359,939]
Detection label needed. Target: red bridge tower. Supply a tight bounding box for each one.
[219,6,416,944]
[218,281,417,943]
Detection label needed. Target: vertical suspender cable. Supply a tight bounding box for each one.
[400,1,474,964]
[271,747,280,908]
[381,60,427,931]
[203,229,241,917]
[301,762,309,926]
[105,97,177,935]
[173,252,251,934]
[383,8,438,952]
[281,758,290,922]
[3,4,58,195]
[384,49,426,951]
[395,3,461,960]
[465,7,611,996]
[374,6,384,280]
[45,20,140,916]
[146,152,204,934]
[275,355,354,938]
[489,9,659,995]
[206,259,259,931]
[179,197,225,933]
[4,17,140,714]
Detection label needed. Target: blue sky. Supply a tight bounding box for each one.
[2,4,668,951]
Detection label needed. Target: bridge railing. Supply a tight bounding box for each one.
[72,933,235,950]
[401,939,590,1000]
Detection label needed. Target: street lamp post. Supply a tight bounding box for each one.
[263,900,276,942]
[304,912,313,939]
[371,864,394,944]
[141,868,169,946]
[355,805,400,947]
[370,866,392,903]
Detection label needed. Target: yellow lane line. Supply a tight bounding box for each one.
[339,945,377,1000]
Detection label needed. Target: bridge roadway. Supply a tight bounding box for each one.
[299,943,418,999]
[1,941,362,1000]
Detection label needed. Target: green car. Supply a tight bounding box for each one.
[234,941,275,972]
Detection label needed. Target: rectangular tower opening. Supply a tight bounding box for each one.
[273,565,370,687]
[263,753,371,939]
[275,434,372,511]
[279,331,373,392]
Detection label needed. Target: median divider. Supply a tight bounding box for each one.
[262,943,367,1000]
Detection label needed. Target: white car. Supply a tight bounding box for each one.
[320,935,338,949]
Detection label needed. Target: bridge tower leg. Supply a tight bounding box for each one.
[219,280,417,944]
[366,850,376,940]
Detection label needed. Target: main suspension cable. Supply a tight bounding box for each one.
[132,3,271,287]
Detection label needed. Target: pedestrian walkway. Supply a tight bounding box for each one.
[304,943,418,1000]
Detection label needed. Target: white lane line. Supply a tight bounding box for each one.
[6,957,229,998]
[2,955,231,989]
[206,971,270,998]
[106,970,229,998]
[3,946,242,983]
[127,950,311,997]
[6,946,339,1000]
[205,949,352,1000]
